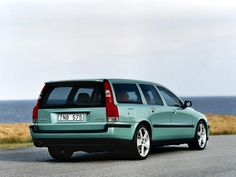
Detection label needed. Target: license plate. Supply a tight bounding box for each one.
[57,113,86,121]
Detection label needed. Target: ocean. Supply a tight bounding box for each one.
[0,97,236,123]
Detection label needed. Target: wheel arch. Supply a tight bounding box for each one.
[134,120,152,140]
[198,118,209,139]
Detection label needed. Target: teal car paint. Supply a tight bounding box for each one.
[30,79,209,160]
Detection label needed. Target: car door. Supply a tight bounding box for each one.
[157,86,194,139]
[139,84,173,140]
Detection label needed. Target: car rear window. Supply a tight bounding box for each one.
[39,82,105,108]
[113,84,142,104]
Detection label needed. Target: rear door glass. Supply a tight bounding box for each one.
[139,84,164,105]
[112,84,142,104]
[40,82,105,108]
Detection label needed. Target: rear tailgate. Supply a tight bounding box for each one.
[36,81,106,132]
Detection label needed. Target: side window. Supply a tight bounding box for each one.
[113,84,142,104]
[140,84,164,105]
[158,86,182,107]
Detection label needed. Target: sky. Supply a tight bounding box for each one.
[0,0,236,99]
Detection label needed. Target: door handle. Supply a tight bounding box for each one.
[172,109,177,114]
[150,108,156,114]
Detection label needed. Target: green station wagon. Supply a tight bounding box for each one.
[30,79,209,160]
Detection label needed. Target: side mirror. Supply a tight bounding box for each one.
[183,100,192,108]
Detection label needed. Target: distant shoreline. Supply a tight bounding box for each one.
[1,97,236,123]
[0,114,236,149]
[1,95,236,100]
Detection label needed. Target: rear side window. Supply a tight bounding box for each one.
[40,82,105,108]
[140,84,164,105]
[113,84,142,104]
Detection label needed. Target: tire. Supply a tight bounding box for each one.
[129,124,151,160]
[48,147,73,160]
[188,121,207,150]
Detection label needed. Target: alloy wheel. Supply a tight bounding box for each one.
[136,127,150,157]
[197,123,207,148]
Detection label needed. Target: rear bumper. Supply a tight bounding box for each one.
[30,123,136,151]
[32,138,132,151]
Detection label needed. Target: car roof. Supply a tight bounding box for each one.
[45,79,104,84]
[45,78,164,87]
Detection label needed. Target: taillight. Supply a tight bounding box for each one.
[32,85,46,123]
[104,80,119,122]
[32,104,39,123]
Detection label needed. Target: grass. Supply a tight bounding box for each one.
[0,143,33,149]
[207,114,236,135]
[0,114,236,149]
[0,123,32,149]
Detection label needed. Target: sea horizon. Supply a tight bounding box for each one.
[1,95,236,101]
[0,96,236,123]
